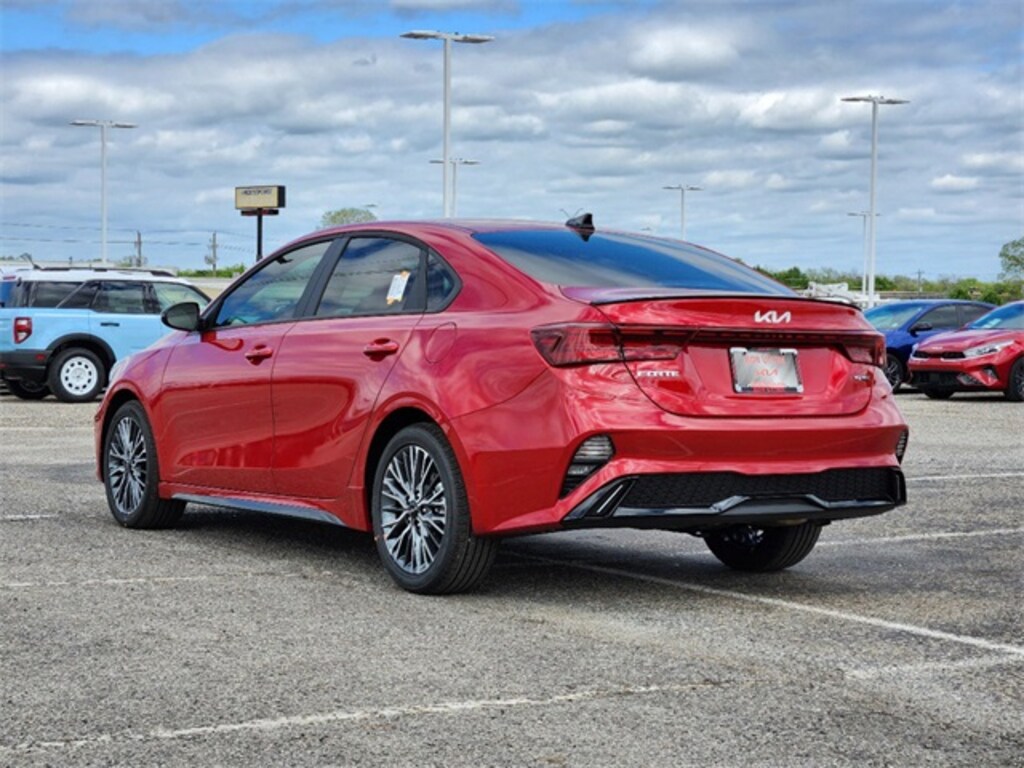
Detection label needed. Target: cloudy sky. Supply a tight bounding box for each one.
[1,0,1021,278]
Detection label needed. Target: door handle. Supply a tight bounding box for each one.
[244,346,273,364]
[100,322,120,327]
[363,339,400,358]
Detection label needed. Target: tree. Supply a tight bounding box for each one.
[320,207,377,228]
[999,236,1024,282]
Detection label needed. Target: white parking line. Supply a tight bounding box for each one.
[0,514,59,522]
[521,556,1024,659]
[905,471,1024,482]
[844,656,1021,681]
[0,572,307,590]
[817,527,1024,547]
[4,682,712,751]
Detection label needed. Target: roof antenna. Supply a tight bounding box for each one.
[565,212,595,241]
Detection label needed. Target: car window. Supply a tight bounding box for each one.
[57,282,100,309]
[917,305,960,329]
[426,252,459,311]
[864,303,926,331]
[214,241,330,327]
[91,281,149,314]
[968,303,1024,330]
[473,230,793,294]
[14,280,79,307]
[153,282,210,311]
[960,305,992,325]
[314,237,424,318]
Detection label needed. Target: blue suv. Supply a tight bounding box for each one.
[865,299,995,390]
[0,269,209,402]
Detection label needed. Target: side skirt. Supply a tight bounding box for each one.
[172,494,348,527]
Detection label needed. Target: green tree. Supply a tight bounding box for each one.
[320,207,377,228]
[998,236,1024,282]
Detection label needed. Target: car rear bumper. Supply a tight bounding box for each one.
[0,348,50,385]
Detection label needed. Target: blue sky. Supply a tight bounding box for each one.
[1,0,1022,278]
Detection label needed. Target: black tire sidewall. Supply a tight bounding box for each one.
[371,425,469,593]
[49,348,106,402]
[103,401,160,527]
[885,353,904,390]
[5,379,49,400]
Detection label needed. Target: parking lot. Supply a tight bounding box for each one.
[1,391,1022,766]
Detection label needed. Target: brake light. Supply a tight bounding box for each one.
[841,335,885,367]
[531,324,686,367]
[13,317,31,344]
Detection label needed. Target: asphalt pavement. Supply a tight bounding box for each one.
[1,391,1022,766]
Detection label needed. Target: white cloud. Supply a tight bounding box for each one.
[931,174,979,192]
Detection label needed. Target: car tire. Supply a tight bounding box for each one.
[921,388,955,400]
[48,347,106,402]
[1006,358,1024,402]
[883,353,904,391]
[103,401,185,529]
[371,424,497,594]
[703,522,821,572]
[5,379,49,400]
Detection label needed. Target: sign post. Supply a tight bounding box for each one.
[235,185,286,262]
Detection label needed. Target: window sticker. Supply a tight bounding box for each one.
[386,271,410,306]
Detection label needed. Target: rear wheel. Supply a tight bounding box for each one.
[883,353,904,391]
[5,379,49,400]
[922,388,955,400]
[103,401,184,528]
[703,523,820,572]
[371,424,497,594]
[48,347,106,402]
[1005,358,1024,402]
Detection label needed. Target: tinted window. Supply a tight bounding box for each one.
[92,282,148,314]
[473,230,792,295]
[57,282,100,309]
[918,305,960,330]
[426,252,459,311]
[153,282,210,311]
[968,303,1024,330]
[214,241,329,327]
[315,238,423,318]
[864,303,928,331]
[960,304,992,324]
[14,281,79,307]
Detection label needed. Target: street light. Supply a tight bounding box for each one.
[840,95,909,307]
[70,119,137,266]
[848,211,881,299]
[430,158,479,216]
[662,184,702,240]
[401,30,494,218]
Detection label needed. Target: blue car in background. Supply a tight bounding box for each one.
[865,299,995,390]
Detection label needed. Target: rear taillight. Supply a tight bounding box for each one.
[13,317,31,344]
[531,324,686,367]
[841,335,885,367]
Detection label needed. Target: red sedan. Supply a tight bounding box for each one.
[95,217,908,593]
[908,300,1024,401]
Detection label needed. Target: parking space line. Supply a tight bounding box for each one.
[0,572,308,590]
[520,556,1024,659]
[4,682,718,752]
[0,514,59,522]
[843,656,1021,681]
[817,527,1024,547]
[905,471,1024,482]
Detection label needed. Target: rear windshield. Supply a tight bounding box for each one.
[473,230,792,295]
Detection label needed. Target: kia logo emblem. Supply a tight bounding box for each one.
[754,310,792,324]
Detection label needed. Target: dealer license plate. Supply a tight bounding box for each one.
[729,347,803,394]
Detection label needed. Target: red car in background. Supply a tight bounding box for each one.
[95,217,908,593]
[909,300,1024,401]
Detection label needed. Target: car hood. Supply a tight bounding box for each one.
[915,329,1021,353]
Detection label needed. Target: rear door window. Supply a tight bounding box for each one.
[917,305,960,330]
[91,282,149,314]
[314,237,424,317]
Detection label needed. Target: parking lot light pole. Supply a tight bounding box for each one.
[431,158,479,217]
[662,184,702,240]
[401,30,494,218]
[71,119,137,267]
[840,95,908,307]
[847,211,881,299]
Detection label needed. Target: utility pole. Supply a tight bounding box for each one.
[135,231,144,267]
[205,232,218,274]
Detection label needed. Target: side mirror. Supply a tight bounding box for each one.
[161,301,202,332]
[909,322,932,335]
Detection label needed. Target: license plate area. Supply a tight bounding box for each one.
[729,347,803,394]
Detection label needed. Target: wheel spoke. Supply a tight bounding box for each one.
[379,444,447,575]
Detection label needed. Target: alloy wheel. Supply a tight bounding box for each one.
[379,444,448,574]
[107,414,148,518]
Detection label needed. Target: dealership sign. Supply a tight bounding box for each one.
[235,185,286,210]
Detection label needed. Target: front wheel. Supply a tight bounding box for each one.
[703,522,821,572]
[48,348,106,402]
[5,379,49,400]
[1005,358,1024,402]
[371,424,497,594]
[103,401,184,528]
